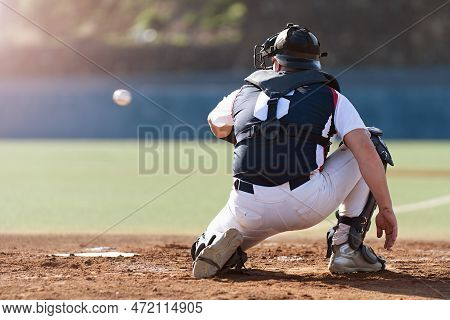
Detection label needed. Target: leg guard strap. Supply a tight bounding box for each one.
[340,190,376,250]
[329,186,377,251]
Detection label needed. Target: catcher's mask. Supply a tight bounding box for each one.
[253,23,327,70]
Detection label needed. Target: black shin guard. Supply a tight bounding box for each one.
[191,233,216,262]
[191,234,247,271]
[223,247,248,271]
[326,127,393,257]
[340,192,377,250]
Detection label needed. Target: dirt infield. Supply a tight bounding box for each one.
[0,235,448,300]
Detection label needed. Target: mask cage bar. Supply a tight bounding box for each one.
[253,45,274,69]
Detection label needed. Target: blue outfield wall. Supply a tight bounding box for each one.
[0,68,449,139]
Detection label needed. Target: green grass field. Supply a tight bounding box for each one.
[0,140,448,240]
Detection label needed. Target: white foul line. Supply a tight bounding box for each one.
[395,194,450,214]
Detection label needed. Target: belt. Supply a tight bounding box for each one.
[234,175,310,194]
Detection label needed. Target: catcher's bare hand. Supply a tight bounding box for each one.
[376,208,398,250]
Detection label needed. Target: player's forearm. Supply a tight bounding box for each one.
[344,129,392,210]
[353,141,392,210]
[358,151,392,210]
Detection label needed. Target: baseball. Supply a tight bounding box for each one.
[113,89,132,106]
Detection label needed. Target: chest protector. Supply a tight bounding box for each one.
[228,69,340,186]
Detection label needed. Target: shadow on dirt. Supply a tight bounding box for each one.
[217,269,449,299]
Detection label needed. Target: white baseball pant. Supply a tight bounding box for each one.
[202,144,370,250]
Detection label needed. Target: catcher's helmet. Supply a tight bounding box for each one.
[254,23,327,70]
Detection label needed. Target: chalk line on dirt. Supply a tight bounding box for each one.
[395,194,450,214]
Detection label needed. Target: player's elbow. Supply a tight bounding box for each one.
[214,127,233,139]
[208,118,230,138]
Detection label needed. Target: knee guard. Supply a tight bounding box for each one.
[367,127,394,167]
[326,127,393,257]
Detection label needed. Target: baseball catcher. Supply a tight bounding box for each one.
[191,24,398,278]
